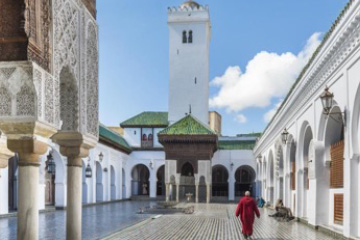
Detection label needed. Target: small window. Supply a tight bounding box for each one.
[142,134,147,141]
[194,77,197,84]
[188,30,193,43]
[148,134,153,141]
[182,31,187,43]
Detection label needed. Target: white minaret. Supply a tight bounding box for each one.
[167,1,211,125]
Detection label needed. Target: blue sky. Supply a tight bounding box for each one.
[98,0,348,136]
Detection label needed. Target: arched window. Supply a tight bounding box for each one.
[142,134,147,141]
[148,134,153,141]
[182,31,187,43]
[188,30,193,43]
[181,162,194,177]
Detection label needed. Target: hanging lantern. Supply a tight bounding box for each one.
[320,86,334,114]
[47,152,56,175]
[85,162,92,178]
[281,128,289,144]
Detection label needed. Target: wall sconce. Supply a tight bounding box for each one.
[230,162,234,170]
[281,128,289,144]
[320,86,346,124]
[103,167,108,173]
[149,160,154,169]
[99,152,104,162]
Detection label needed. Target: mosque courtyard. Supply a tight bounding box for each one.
[0,201,339,240]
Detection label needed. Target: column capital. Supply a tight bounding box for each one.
[52,132,93,166]
[7,139,48,166]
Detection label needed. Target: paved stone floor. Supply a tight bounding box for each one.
[0,201,157,240]
[0,201,338,240]
[107,203,337,240]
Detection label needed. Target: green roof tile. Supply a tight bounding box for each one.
[99,124,132,153]
[218,140,256,150]
[120,112,168,127]
[158,114,216,135]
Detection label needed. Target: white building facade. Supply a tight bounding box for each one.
[254,1,360,238]
[0,0,258,218]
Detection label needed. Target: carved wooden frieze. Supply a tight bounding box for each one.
[0,0,27,61]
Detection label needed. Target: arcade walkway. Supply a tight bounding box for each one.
[107,203,339,240]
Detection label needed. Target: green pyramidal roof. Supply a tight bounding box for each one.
[99,124,132,153]
[120,112,169,127]
[158,114,216,136]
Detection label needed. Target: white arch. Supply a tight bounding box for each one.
[122,168,126,199]
[110,165,116,200]
[82,160,88,204]
[267,150,275,205]
[96,161,103,202]
[297,121,313,218]
[51,148,66,207]
[316,104,344,225]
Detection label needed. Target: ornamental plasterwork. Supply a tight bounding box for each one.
[256,3,360,153]
[52,0,99,138]
[53,0,80,82]
[0,64,35,117]
[0,62,58,128]
[85,22,99,137]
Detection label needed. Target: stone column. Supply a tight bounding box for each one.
[150,174,157,198]
[8,139,48,240]
[229,175,235,201]
[52,133,92,240]
[176,184,179,202]
[195,184,199,203]
[206,184,211,203]
[66,155,83,240]
[165,183,170,202]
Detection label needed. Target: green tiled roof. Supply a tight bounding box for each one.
[218,140,256,150]
[120,112,168,127]
[99,124,132,153]
[158,114,216,135]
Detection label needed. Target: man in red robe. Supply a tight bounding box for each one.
[236,191,260,239]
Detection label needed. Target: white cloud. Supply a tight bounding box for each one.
[209,33,322,113]
[264,99,283,123]
[235,114,247,123]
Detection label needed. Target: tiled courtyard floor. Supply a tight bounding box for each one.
[0,201,157,240]
[0,201,339,240]
[106,203,337,240]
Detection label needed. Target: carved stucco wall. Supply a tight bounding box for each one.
[0,0,99,140]
[53,0,99,138]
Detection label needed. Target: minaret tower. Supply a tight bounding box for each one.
[167,1,211,125]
